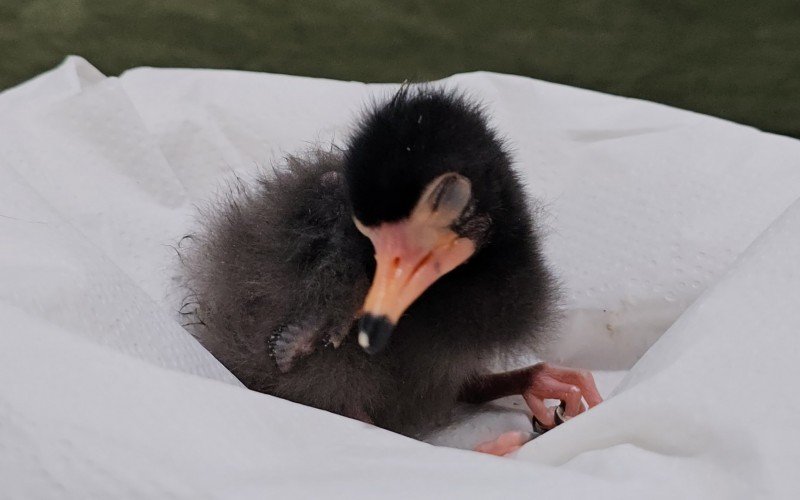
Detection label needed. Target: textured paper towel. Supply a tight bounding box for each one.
[1,57,799,499]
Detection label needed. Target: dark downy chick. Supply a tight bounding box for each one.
[182,86,602,451]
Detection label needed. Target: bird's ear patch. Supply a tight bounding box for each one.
[352,173,472,241]
[353,215,372,238]
[420,173,472,227]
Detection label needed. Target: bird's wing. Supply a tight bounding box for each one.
[183,151,371,378]
[268,322,326,373]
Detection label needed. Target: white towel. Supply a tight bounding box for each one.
[1,56,798,499]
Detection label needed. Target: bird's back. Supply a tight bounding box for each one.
[182,150,371,391]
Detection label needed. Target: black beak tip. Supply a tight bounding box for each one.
[358,314,394,354]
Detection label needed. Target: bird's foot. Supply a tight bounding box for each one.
[522,363,603,430]
[474,431,533,456]
[472,364,602,456]
[460,362,603,436]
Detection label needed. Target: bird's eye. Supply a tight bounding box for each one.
[424,173,472,226]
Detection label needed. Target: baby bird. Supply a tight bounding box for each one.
[183,86,601,454]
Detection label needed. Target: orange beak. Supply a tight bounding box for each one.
[355,173,476,353]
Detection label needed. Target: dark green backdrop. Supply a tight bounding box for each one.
[2,1,798,137]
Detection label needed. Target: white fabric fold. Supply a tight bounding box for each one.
[2,56,799,499]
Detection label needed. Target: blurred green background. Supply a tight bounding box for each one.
[2,0,798,137]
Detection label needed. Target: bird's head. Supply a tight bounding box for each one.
[345,86,510,354]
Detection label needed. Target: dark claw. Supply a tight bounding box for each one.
[553,403,566,426]
[532,401,567,434]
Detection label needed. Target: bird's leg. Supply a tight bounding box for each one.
[461,363,603,455]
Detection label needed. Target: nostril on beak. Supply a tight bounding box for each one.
[358,314,395,354]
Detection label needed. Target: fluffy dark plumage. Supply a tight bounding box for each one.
[182,86,558,437]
